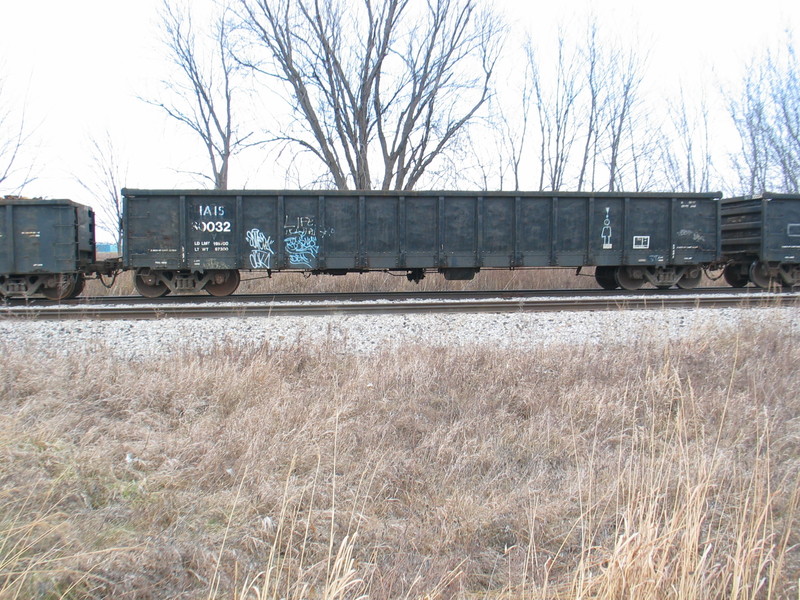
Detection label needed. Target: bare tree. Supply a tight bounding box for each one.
[729,32,800,194]
[729,61,770,195]
[621,104,663,192]
[767,35,800,192]
[0,76,34,191]
[661,89,714,192]
[149,0,254,190]
[602,47,644,192]
[527,33,583,191]
[461,59,533,192]
[76,134,126,247]
[576,21,602,192]
[522,21,650,193]
[236,0,503,191]
[500,64,533,192]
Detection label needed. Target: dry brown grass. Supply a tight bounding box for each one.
[82,268,595,298]
[1,319,797,598]
[82,267,728,297]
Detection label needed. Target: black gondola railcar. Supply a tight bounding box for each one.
[121,189,721,296]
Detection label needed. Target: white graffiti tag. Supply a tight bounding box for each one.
[246,228,275,269]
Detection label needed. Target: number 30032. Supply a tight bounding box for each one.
[195,221,232,233]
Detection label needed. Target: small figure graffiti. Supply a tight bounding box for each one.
[246,228,275,269]
[284,216,320,268]
[601,207,613,249]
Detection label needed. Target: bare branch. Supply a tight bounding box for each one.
[0,76,35,191]
[659,88,715,193]
[236,0,503,190]
[522,20,651,193]
[727,31,800,194]
[76,133,126,246]
[145,0,256,190]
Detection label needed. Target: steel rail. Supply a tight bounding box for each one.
[1,285,788,307]
[1,291,796,321]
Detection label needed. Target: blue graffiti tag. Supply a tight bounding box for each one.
[284,231,319,267]
[284,217,320,268]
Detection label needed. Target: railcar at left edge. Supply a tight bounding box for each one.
[0,196,116,299]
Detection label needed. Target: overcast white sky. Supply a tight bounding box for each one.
[1,0,799,229]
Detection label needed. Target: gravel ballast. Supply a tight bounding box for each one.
[1,306,797,360]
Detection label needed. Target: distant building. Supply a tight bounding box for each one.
[97,243,119,254]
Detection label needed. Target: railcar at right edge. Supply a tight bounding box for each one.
[720,194,800,288]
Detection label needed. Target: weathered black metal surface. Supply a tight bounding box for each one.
[0,197,95,275]
[721,194,800,263]
[121,189,721,273]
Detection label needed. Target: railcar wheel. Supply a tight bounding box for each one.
[67,275,86,299]
[594,266,619,290]
[135,271,170,298]
[205,269,240,297]
[779,266,799,288]
[676,267,702,289]
[41,274,77,300]
[749,261,775,289]
[723,264,749,288]
[615,267,644,291]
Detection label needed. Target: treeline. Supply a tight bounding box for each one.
[2,0,798,201]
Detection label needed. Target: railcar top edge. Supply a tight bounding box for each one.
[121,188,723,200]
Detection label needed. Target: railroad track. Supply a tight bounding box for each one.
[1,288,796,320]
[1,285,792,306]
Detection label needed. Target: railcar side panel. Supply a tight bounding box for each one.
[240,194,278,270]
[0,199,95,275]
[404,196,437,268]
[124,194,182,269]
[554,197,589,265]
[481,196,514,267]
[323,195,358,269]
[0,204,7,274]
[282,195,321,269]
[764,197,800,262]
[122,189,720,277]
[518,197,552,265]
[590,198,624,266]
[443,196,477,268]
[186,194,238,270]
[15,205,76,273]
[628,198,668,265]
[363,196,398,267]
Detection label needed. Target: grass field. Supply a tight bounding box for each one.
[1,312,797,598]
